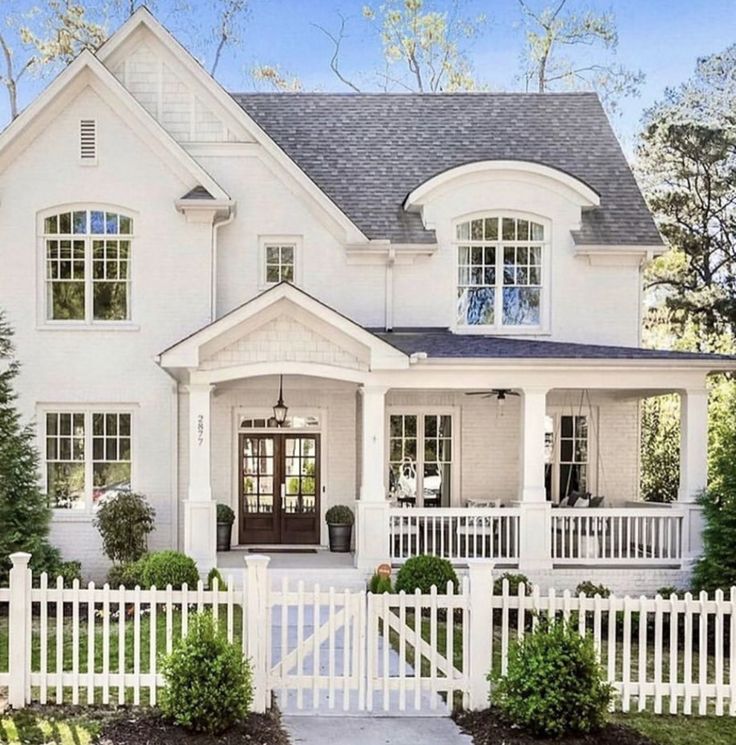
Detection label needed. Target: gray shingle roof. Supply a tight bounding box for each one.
[232,92,662,247]
[370,330,733,362]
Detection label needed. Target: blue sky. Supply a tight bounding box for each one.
[5,0,736,150]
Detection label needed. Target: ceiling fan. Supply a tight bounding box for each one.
[465,388,521,401]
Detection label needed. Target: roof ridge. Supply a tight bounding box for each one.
[231,90,600,98]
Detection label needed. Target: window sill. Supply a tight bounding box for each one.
[50,512,95,523]
[36,322,140,332]
[453,326,551,336]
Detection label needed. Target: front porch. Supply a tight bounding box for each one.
[155,284,727,583]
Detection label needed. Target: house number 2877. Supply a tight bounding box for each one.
[196,414,205,446]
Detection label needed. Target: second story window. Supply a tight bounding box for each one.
[264,242,295,284]
[456,215,545,329]
[44,209,133,323]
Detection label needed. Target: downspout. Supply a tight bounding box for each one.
[210,206,236,322]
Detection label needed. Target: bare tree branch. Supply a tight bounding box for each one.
[312,13,361,92]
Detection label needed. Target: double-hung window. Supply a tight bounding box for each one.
[44,209,133,323]
[456,215,545,329]
[387,412,453,507]
[45,409,132,511]
[264,243,295,284]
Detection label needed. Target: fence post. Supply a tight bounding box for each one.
[244,554,270,713]
[8,552,31,709]
[467,559,494,710]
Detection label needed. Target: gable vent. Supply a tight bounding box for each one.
[79,119,97,163]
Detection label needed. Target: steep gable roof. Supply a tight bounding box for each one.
[233,92,662,247]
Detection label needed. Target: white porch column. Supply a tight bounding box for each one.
[517,387,552,570]
[678,387,709,564]
[356,385,390,571]
[184,383,216,573]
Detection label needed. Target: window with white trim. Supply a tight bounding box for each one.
[544,414,590,502]
[264,243,295,284]
[43,209,132,322]
[387,413,453,507]
[456,215,545,328]
[45,410,132,510]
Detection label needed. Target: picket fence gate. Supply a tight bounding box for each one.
[3,552,736,718]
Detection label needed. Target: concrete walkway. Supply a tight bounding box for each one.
[283,716,473,745]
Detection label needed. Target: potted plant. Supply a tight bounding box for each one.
[216,503,235,552]
[325,505,354,553]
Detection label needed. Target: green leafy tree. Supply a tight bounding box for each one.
[638,46,736,339]
[0,310,61,582]
[640,394,680,503]
[517,0,643,114]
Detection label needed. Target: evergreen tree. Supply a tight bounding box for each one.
[0,309,61,583]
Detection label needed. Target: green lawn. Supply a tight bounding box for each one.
[0,709,101,745]
[614,712,736,745]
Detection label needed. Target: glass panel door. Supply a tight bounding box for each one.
[239,435,280,544]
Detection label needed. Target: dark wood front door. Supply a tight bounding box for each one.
[239,433,321,545]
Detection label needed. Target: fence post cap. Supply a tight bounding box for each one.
[244,554,271,569]
[9,552,31,567]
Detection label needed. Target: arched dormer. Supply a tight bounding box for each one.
[404,160,600,224]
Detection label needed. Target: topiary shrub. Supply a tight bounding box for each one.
[208,567,228,591]
[216,503,235,525]
[394,554,458,594]
[93,491,155,565]
[369,572,392,594]
[325,505,354,525]
[160,611,252,734]
[136,550,199,589]
[493,572,532,596]
[575,581,611,598]
[492,618,614,738]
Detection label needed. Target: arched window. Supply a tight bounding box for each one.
[455,215,545,329]
[43,209,133,322]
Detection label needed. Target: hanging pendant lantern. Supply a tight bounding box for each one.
[272,375,288,426]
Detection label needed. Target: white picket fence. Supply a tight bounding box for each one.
[3,552,736,717]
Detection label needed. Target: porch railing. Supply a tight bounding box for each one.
[551,508,684,565]
[387,505,688,568]
[388,507,521,564]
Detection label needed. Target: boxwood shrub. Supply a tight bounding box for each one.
[136,550,199,589]
[492,618,614,738]
[160,611,252,734]
[394,555,458,594]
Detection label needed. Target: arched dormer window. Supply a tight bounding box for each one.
[455,214,547,330]
[43,208,133,323]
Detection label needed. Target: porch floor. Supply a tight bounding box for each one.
[217,547,367,590]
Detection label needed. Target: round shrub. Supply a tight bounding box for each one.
[325,505,354,525]
[575,581,611,598]
[493,618,614,738]
[160,611,252,734]
[493,572,532,596]
[107,561,140,589]
[137,550,199,589]
[216,503,235,524]
[394,554,458,594]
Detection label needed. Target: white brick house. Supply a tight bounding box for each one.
[1,8,733,587]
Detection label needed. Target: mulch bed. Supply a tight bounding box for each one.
[97,710,291,745]
[453,709,657,745]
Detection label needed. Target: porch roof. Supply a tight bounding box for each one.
[371,329,736,367]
